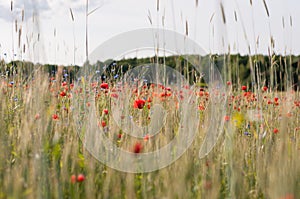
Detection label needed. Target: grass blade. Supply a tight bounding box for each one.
[185,20,188,36]
[220,3,226,24]
[262,0,270,17]
[70,8,74,21]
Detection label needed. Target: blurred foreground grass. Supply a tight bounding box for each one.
[0,61,299,199]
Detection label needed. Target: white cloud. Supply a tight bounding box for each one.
[0,0,51,21]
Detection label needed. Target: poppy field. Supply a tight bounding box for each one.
[0,57,299,199]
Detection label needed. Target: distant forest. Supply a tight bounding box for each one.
[1,54,299,91]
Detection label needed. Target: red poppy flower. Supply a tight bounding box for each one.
[52,114,59,120]
[273,128,279,134]
[159,92,166,98]
[241,85,247,91]
[262,86,268,91]
[144,134,149,142]
[134,99,146,109]
[224,115,230,121]
[71,175,76,184]
[133,142,143,153]
[103,109,109,115]
[77,174,85,182]
[60,91,66,97]
[100,82,109,89]
[198,105,205,111]
[110,93,119,98]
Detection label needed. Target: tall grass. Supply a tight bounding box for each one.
[0,1,299,198]
[0,55,299,198]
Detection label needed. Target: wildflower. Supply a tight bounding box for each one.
[71,175,76,184]
[110,93,118,99]
[244,132,251,136]
[35,113,40,120]
[198,105,205,111]
[198,91,204,97]
[243,91,252,97]
[63,107,68,112]
[60,91,66,97]
[133,88,138,94]
[52,114,59,120]
[159,92,166,98]
[103,109,109,115]
[133,142,143,153]
[241,85,247,91]
[101,121,106,127]
[262,86,268,92]
[227,81,231,86]
[134,99,146,109]
[118,133,122,139]
[224,115,230,121]
[77,174,85,182]
[286,112,292,118]
[100,82,109,89]
[273,128,279,134]
[144,134,149,142]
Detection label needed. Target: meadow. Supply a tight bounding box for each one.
[0,55,299,199]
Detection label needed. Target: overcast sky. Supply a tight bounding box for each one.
[0,0,299,65]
